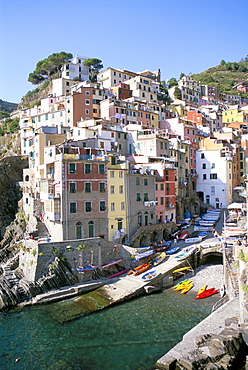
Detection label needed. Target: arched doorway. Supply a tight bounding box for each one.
[88,221,94,237]
[76,221,82,239]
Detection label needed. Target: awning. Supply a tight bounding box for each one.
[227,202,243,209]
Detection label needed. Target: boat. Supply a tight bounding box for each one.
[108,269,130,279]
[173,279,190,290]
[166,246,180,255]
[180,282,194,294]
[199,221,215,227]
[194,225,213,231]
[184,236,202,243]
[197,284,207,295]
[153,252,167,266]
[195,287,219,299]
[174,245,197,261]
[173,266,191,273]
[102,259,122,269]
[142,270,157,280]
[174,280,192,291]
[178,231,190,240]
[132,249,155,262]
[133,263,151,276]
[76,265,98,272]
[128,262,150,275]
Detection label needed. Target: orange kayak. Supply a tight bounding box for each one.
[133,263,151,276]
[128,262,150,275]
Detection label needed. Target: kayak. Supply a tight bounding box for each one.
[108,269,130,279]
[77,265,98,272]
[197,284,207,295]
[153,252,167,266]
[102,259,122,269]
[133,263,151,276]
[195,287,219,299]
[128,263,150,275]
[172,266,191,273]
[142,270,157,280]
[180,282,194,294]
[174,280,192,291]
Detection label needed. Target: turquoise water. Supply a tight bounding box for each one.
[0,287,216,370]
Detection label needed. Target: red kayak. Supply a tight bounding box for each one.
[108,269,130,279]
[195,287,219,299]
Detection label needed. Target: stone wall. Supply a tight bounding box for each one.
[20,237,133,282]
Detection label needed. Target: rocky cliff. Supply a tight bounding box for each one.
[0,155,28,239]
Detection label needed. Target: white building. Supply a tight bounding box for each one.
[61,55,90,81]
[196,148,233,208]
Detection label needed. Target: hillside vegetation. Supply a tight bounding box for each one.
[192,58,248,98]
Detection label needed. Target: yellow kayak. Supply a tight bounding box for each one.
[174,280,192,291]
[180,282,194,294]
[173,266,191,273]
[197,284,207,295]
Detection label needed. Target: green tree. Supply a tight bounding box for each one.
[174,86,182,100]
[28,52,73,85]
[168,77,178,88]
[220,59,226,66]
[179,73,185,79]
[83,58,103,81]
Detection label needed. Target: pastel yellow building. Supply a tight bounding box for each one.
[108,157,129,243]
[222,106,248,124]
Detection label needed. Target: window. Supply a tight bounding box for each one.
[201,153,205,159]
[38,116,41,122]
[85,163,91,174]
[136,193,141,201]
[100,201,106,211]
[211,186,215,195]
[76,222,82,239]
[160,183,164,190]
[32,117,35,123]
[136,177,140,185]
[160,197,164,205]
[69,183,76,193]
[66,82,69,86]
[85,202,92,212]
[99,182,105,192]
[119,185,123,194]
[85,99,90,105]
[211,163,215,169]
[85,182,91,192]
[144,193,149,201]
[144,178,148,186]
[85,91,90,95]
[121,202,125,210]
[45,114,48,120]
[99,164,105,174]
[111,157,116,165]
[69,163,76,174]
[110,185,115,194]
[210,174,217,179]
[70,202,76,213]
[203,174,207,180]
[111,203,115,211]
[119,171,123,178]
[202,163,206,169]
[85,109,89,114]
[110,171,114,178]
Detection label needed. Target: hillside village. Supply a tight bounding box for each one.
[9,54,248,246]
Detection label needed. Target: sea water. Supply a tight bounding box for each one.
[0,287,216,370]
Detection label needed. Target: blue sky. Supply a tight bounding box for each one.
[1,0,247,103]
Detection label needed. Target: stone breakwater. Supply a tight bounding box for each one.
[156,299,248,370]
